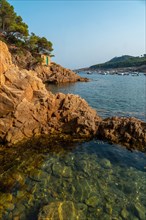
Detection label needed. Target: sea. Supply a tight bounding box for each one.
[47,72,146,121]
[0,72,146,219]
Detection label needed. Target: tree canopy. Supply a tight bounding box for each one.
[27,33,53,55]
[0,0,53,56]
[0,0,28,39]
[90,55,146,69]
[0,0,15,32]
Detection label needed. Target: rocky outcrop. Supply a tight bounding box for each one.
[10,46,88,84]
[98,117,146,152]
[34,62,89,84]
[10,47,36,70]
[0,70,99,144]
[0,41,13,74]
[49,92,100,136]
[137,65,146,73]
[0,41,14,85]
[0,40,100,145]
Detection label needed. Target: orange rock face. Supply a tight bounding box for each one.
[0,41,100,145]
[97,117,146,152]
[34,62,89,84]
[0,41,15,86]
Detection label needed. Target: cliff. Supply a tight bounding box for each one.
[34,62,89,84]
[10,47,88,84]
[0,41,100,145]
[0,41,14,85]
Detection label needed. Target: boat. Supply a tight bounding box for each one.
[117,72,124,76]
[86,71,92,74]
[103,72,107,75]
[124,72,130,75]
[131,72,139,76]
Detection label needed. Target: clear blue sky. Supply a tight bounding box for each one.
[8,0,145,69]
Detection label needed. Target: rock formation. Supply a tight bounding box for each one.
[10,47,88,84]
[97,117,146,152]
[0,41,14,86]
[34,62,89,84]
[10,47,36,70]
[0,40,100,145]
[0,40,146,151]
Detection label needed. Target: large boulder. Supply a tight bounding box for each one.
[51,92,101,136]
[0,66,52,144]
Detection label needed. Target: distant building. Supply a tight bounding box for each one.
[41,54,51,66]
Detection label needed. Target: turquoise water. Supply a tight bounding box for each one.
[0,73,146,219]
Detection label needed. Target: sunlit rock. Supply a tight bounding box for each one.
[38,201,86,220]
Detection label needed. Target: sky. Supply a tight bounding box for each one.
[8,0,146,69]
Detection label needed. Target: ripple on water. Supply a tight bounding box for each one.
[46,73,146,122]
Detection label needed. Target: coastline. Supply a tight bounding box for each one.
[0,40,146,152]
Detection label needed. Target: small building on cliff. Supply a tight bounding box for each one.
[41,54,51,66]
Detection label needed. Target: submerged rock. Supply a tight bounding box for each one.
[134,203,146,220]
[0,193,13,203]
[121,208,129,219]
[38,201,86,220]
[85,196,99,208]
[52,162,73,178]
[100,159,112,169]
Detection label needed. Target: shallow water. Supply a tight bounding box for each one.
[0,73,146,219]
[0,138,146,219]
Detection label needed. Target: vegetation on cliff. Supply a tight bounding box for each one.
[90,55,146,69]
[0,0,53,57]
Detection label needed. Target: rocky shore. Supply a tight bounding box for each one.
[98,117,146,152]
[0,40,146,151]
[0,40,100,145]
[34,63,89,84]
[76,65,146,75]
[10,47,89,84]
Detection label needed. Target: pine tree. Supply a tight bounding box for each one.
[0,0,16,32]
[0,0,28,40]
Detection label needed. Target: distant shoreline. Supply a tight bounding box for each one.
[75,66,146,75]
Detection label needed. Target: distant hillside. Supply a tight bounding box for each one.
[90,55,146,69]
